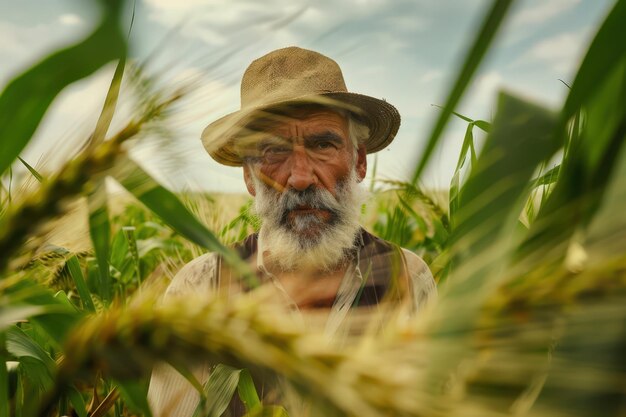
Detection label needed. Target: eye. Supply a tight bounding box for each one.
[316,141,335,150]
[262,145,291,163]
[265,146,290,155]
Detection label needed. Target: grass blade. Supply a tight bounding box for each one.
[67,385,88,417]
[122,227,142,284]
[238,369,261,413]
[17,157,43,182]
[431,104,492,132]
[0,333,8,417]
[66,255,96,312]
[531,164,560,187]
[561,0,626,123]
[449,122,475,229]
[88,184,112,305]
[0,2,125,176]
[411,0,515,183]
[244,406,290,417]
[116,379,152,417]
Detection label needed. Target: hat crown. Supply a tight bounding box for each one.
[240,47,348,108]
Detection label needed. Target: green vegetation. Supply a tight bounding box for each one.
[1,0,625,416]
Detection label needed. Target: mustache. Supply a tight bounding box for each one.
[278,187,342,220]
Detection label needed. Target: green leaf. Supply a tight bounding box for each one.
[6,326,56,371]
[67,255,96,312]
[113,157,258,288]
[0,2,125,176]
[91,56,126,148]
[426,92,560,404]
[431,104,492,132]
[193,364,242,417]
[519,59,626,261]
[449,122,475,229]
[237,369,261,413]
[123,227,141,283]
[443,92,559,328]
[530,165,560,187]
[2,278,81,344]
[88,183,112,305]
[411,0,515,182]
[0,333,8,417]
[67,385,88,417]
[561,0,626,124]
[6,327,55,393]
[243,406,290,417]
[17,157,43,182]
[116,379,153,417]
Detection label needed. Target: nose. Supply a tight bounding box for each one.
[287,146,316,191]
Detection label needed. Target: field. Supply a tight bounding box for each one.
[1,0,625,416]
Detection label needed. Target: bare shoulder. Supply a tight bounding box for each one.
[165,253,220,299]
[400,248,437,310]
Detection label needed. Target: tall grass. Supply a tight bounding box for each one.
[1,0,625,416]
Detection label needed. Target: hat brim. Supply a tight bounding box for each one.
[201,92,400,167]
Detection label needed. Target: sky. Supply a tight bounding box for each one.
[0,0,615,194]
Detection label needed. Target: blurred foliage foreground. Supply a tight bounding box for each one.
[1,0,625,416]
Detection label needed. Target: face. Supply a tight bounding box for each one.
[242,108,367,232]
[239,108,368,271]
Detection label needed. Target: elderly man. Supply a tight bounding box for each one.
[148,46,436,416]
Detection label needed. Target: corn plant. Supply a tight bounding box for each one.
[1,0,625,416]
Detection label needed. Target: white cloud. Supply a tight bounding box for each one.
[511,0,581,27]
[457,70,503,118]
[58,13,83,26]
[419,69,443,84]
[516,31,586,73]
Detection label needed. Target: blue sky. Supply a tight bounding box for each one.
[0,0,614,193]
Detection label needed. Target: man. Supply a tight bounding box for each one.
[148,46,436,416]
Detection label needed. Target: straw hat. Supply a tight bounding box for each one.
[201,46,401,166]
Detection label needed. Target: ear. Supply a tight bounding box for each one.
[243,164,257,196]
[355,144,367,182]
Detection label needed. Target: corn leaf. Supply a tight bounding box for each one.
[116,380,153,417]
[3,278,80,344]
[5,326,55,393]
[440,92,559,329]
[0,334,8,417]
[237,369,261,413]
[411,0,515,182]
[6,326,55,371]
[0,2,125,176]
[67,385,88,417]
[560,0,626,124]
[193,364,242,417]
[113,157,258,287]
[519,58,626,260]
[243,406,290,417]
[530,164,560,187]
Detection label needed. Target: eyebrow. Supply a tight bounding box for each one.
[303,131,345,146]
[257,135,291,149]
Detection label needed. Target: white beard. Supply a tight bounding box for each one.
[252,169,365,272]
